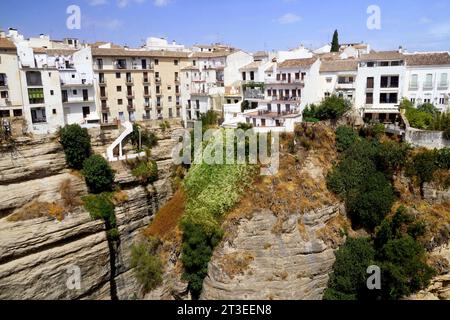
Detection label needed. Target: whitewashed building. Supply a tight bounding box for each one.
[403,52,450,112]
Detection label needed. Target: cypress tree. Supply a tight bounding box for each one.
[331,30,340,52]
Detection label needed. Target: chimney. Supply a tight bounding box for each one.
[398,45,403,53]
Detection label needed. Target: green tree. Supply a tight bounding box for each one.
[335,126,359,153]
[331,30,340,52]
[376,141,411,177]
[201,110,219,127]
[324,238,376,300]
[59,124,91,169]
[128,124,158,151]
[406,150,439,194]
[131,238,163,292]
[180,220,223,299]
[302,96,350,121]
[83,155,115,194]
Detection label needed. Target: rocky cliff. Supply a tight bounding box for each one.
[0,124,180,300]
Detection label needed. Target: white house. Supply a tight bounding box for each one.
[319,58,359,103]
[403,52,450,112]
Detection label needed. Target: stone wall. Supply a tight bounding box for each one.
[405,128,450,149]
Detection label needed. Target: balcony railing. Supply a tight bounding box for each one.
[101,106,110,112]
[423,82,434,90]
[244,92,265,100]
[100,92,108,99]
[155,77,161,84]
[143,78,150,85]
[126,78,134,85]
[271,96,301,102]
[126,92,135,99]
[127,104,136,111]
[438,81,449,89]
[266,78,304,85]
[144,91,151,97]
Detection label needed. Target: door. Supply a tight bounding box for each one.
[288,73,291,83]
[83,89,88,101]
[82,106,90,119]
[261,119,266,127]
[142,59,147,69]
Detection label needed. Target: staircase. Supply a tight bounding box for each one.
[106,121,145,162]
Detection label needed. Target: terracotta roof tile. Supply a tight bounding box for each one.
[278,57,318,69]
[92,47,190,58]
[405,52,450,66]
[360,51,404,61]
[0,38,16,50]
[320,59,359,72]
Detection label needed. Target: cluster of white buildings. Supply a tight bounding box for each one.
[0,27,449,135]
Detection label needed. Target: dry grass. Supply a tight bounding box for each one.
[217,252,254,279]
[7,200,65,222]
[315,214,350,248]
[143,190,186,241]
[227,124,338,223]
[59,179,82,209]
[112,190,129,205]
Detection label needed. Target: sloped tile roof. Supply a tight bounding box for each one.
[405,52,450,66]
[278,57,318,69]
[320,59,359,72]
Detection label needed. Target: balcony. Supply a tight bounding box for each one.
[175,91,181,96]
[336,81,356,90]
[438,81,449,90]
[155,77,162,84]
[244,90,265,100]
[175,77,180,84]
[191,90,208,96]
[125,78,134,86]
[127,104,135,112]
[0,98,11,107]
[114,61,128,70]
[101,106,110,112]
[271,96,301,103]
[99,80,107,87]
[143,78,150,85]
[423,82,434,90]
[0,83,8,90]
[126,92,135,99]
[155,91,163,97]
[409,83,419,90]
[156,103,163,109]
[266,78,304,85]
[144,102,152,110]
[100,92,108,99]
[144,91,151,98]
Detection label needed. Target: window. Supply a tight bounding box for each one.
[410,74,418,89]
[242,72,246,81]
[0,73,6,86]
[117,86,122,92]
[115,59,127,69]
[13,109,22,117]
[379,61,389,67]
[61,90,68,103]
[30,107,47,123]
[391,61,401,66]
[116,72,121,79]
[439,95,446,105]
[366,77,374,89]
[26,71,43,86]
[325,92,331,98]
[366,92,373,104]
[250,71,255,81]
[380,92,398,104]
[168,96,172,102]
[439,73,448,87]
[97,59,103,70]
[156,86,160,94]
[28,88,45,104]
[410,98,416,105]
[154,59,159,65]
[367,62,375,67]
[424,74,433,89]
[174,60,179,66]
[52,109,57,115]
[118,99,123,105]
[99,73,105,84]
[380,76,399,88]
[73,90,77,95]
[50,90,54,96]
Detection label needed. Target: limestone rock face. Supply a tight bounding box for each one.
[201,204,346,300]
[0,127,180,300]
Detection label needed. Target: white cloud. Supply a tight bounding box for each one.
[88,0,108,6]
[276,13,302,24]
[84,17,123,30]
[117,0,146,8]
[154,0,170,7]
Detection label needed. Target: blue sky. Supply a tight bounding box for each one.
[1,0,450,52]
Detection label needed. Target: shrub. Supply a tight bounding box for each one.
[417,103,439,115]
[59,179,81,209]
[324,237,376,300]
[131,159,158,184]
[303,95,351,121]
[159,121,171,132]
[237,122,253,131]
[83,155,115,194]
[346,172,395,230]
[131,237,163,292]
[128,124,158,151]
[241,100,250,113]
[82,193,116,227]
[335,126,359,153]
[406,150,439,189]
[201,110,219,127]
[181,220,223,299]
[59,124,91,169]
[376,141,411,177]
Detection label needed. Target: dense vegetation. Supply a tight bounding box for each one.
[59,124,91,169]
[130,237,164,292]
[83,155,115,194]
[402,98,450,139]
[180,131,257,299]
[325,125,450,299]
[325,207,435,300]
[127,124,158,152]
[303,95,351,121]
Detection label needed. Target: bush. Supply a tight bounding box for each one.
[335,126,359,153]
[131,159,158,184]
[128,124,158,151]
[83,155,115,194]
[201,110,219,127]
[241,100,250,113]
[82,193,116,227]
[376,141,411,177]
[406,150,439,187]
[59,124,91,169]
[131,238,163,292]
[324,238,376,300]
[159,121,171,132]
[237,122,253,131]
[180,220,223,299]
[303,95,351,121]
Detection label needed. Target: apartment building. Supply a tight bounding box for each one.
[319,59,359,102]
[355,51,406,122]
[47,48,99,126]
[182,50,253,124]
[0,37,23,118]
[92,47,189,123]
[403,52,450,112]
